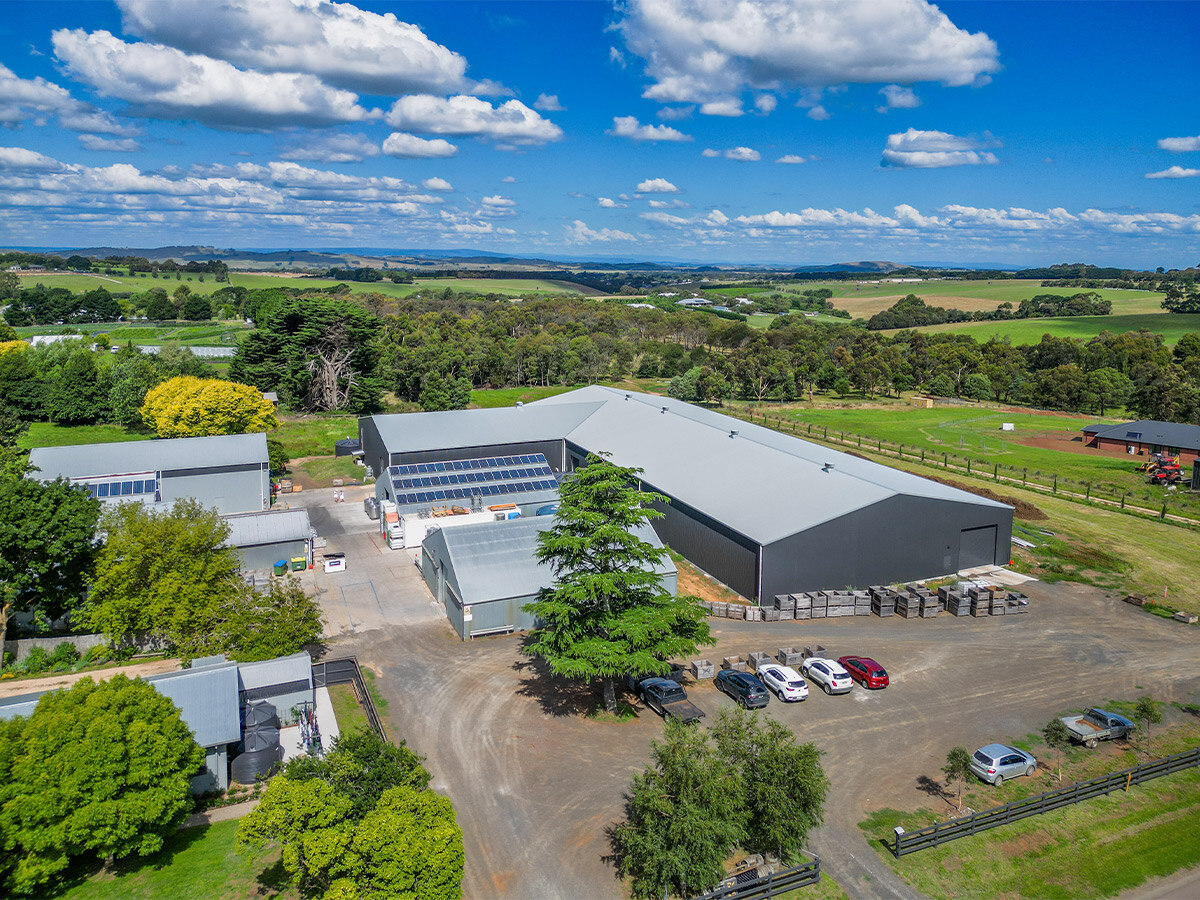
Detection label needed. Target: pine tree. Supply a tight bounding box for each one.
[524,454,712,712]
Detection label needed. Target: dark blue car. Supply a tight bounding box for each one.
[715,670,770,709]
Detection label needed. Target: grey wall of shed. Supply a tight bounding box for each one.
[646,494,759,600]
[236,538,310,573]
[358,416,388,483]
[759,494,1014,599]
[191,746,229,793]
[160,464,269,515]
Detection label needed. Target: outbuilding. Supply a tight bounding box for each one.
[223,507,314,573]
[421,515,677,640]
[1082,419,1200,465]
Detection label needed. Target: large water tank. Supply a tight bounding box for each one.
[243,700,279,730]
[334,438,361,457]
[230,746,283,784]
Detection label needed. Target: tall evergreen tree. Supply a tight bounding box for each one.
[523,454,712,712]
[46,351,105,425]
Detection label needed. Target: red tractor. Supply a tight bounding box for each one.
[1149,462,1184,485]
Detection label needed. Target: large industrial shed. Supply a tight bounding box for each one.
[361,387,1012,604]
[28,433,271,516]
[421,516,677,639]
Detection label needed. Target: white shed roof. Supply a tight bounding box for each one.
[224,508,312,547]
[29,433,268,480]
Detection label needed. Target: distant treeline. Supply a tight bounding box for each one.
[867,293,1112,330]
[322,266,412,284]
[1,250,228,280]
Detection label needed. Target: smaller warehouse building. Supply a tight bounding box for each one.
[422,516,677,640]
[223,508,314,573]
[28,433,271,516]
[1083,420,1200,464]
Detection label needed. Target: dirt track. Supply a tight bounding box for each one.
[0,657,181,699]
[334,580,1200,900]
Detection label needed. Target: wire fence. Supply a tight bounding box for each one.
[732,409,1200,529]
[688,853,821,900]
[892,746,1200,857]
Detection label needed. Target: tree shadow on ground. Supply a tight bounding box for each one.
[916,774,953,806]
[50,823,212,895]
[256,858,292,897]
[512,651,604,718]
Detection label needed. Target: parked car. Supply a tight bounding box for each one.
[1060,708,1135,748]
[800,657,853,695]
[715,669,770,708]
[755,662,809,701]
[837,655,889,689]
[970,744,1037,786]
[629,676,705,724]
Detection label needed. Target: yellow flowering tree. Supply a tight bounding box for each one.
[140,375,277,437]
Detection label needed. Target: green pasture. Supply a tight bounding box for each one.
[469,384,579,408]
[58,819,292,900]
[16,322,251,347]
[795,278,1162,306]
[18,422,147,450]
[882,312,1200,346]
[270,414,359,459]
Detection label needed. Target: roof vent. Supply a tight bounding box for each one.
[625,393,631,400]
[729,430,738,438]
[822,463,835,473]
[661,406,668,414]
[515,401,524,408]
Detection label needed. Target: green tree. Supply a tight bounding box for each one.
[0,270,19,300]
[1042,718,1072,782]
[45,350,106,425]
[0,472,100,648]
[927,373,957,397]
[238,732,462,900]
[523,454,713,712]
[144,288,176,320]
[943,746,973,812]
[418,371,472,411]
[1134,696,1162,756]
[267,437,290,475]
[961,372,993,401]
[140,375,278,437]
[181,293,212,321]
[82,500,240,658]
[613,720,744,899]
[709,707,827,862]
[107,352,165,427]
[217,578,324,663]
[0,675,203,893]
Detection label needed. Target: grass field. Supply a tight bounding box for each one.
[859,718,1200,899]
[469,385,578,407]
[16,322,252,347]
[270,414,359,459]
[58,820,292,900]
[882,312,1200,346]
[18,422,147,449]
[328,682,370,735]
[17,271,591,299]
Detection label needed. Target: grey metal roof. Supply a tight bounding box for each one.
[0,692,45,721]
[369,402,604,458]
[237,652,313,693]
[426,516,675,606]
[1082,419,1200,450]
[224,508,312,547]
[28,433,269,480]
[144,663,242,747]
[365,386,1008,548]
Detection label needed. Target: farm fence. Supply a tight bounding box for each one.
[688,853,822,900]
[733,408,1200,529]
[892,746,1200,857]
[311,655,387,740]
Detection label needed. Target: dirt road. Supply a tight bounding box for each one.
[0,657,181,699]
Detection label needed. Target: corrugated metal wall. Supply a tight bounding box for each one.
[236,538,309,572]
[160,464,268,515]
[759,494,1014,600]
[647,494,759,601]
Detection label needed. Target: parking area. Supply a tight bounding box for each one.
[329,577,1200,900]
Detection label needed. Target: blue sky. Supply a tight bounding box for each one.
[0,0,1196,267]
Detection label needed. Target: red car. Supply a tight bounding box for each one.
[837,656,889,689]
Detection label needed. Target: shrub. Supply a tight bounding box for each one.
[19,647,48,674]
[48,642,80,668]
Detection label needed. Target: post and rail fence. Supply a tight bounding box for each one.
[892,746,1200,857]
[688,853,822,900]
[731,408,1200,530]
[311,655,387,740]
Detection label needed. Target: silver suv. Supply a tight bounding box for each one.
[970,743,1037,786]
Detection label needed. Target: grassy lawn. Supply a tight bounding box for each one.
[858,719,1200,899]
[469,385,578,408]
[18,422,148,449]
[16,321,252,347]
[884,312,1200,346]
[328,682,369,735]
[58,819,293,900]
[270,414,359,459]
[297,455,363,485]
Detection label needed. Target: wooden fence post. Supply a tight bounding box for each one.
[1053,474,1057,493]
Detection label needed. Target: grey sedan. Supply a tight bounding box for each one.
[970,743,1037,786]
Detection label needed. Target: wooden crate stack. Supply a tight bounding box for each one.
[825,591,856,618]
[895,593,923,618]
[968,586,992,617]
[774,594,796,617]
[869,585,896,617]
[1005,590,1030,614]
[938,586,970,616]
[791,593,812,620]
[809,593,828,619]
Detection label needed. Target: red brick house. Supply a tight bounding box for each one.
[1082,420,1200,465]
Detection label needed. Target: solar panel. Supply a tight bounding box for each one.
[389,452,560,505]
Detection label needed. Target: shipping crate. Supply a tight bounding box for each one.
[970,600,990,617]
[810,607,827,619]
[691,659,715,680]
[760,607,779,622]
[871,597,896,617]
[775,594,795,612]
[748,651,771,669]
[827,605,854,618]
[746,606,764,622]
[723,656,745,671]
[990,600,1007,615]
[968,587,993,601]
[920,603,939,618]
[802,645,826,659]
[777,647,804,666]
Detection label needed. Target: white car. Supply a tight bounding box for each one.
[800,657,854,695]
[755,662,809,701]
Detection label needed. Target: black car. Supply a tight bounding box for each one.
[714,670,769,709]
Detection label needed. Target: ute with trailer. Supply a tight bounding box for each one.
[1060,708,1135,748]
[627,675,705,724]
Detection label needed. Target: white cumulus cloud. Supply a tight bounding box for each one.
[279,132,380,162]
[616,0,999,114]
[806,105,830,121]
[78,134,142,152]
[881,128,999,168]
[1157,136,1200,152]
[878,84,920,111]
[775,154,807,164]
[1146,166,1200,179]
[116,0,472,95]
[609,115,692,142]
[481,194,516,207]
[564,219,635,243]
[636,177,680,193]
[382,132,458,158]
[423,177,453,191]
[598,197,627,208]
[386,95,562,144]
[53,29,372,128]
[533,93,565,111]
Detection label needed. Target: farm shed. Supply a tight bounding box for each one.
[421,516,677,640]
[27,433,271,516]
[223,507,313,572]
[1083,419,1200,465]
[362,386,1012,604]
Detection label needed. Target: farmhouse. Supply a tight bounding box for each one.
[360,387,1012,603]
[1082,419,1200,464]
[28,433,271,516]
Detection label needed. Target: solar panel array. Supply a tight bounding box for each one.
[388,453,557,506]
